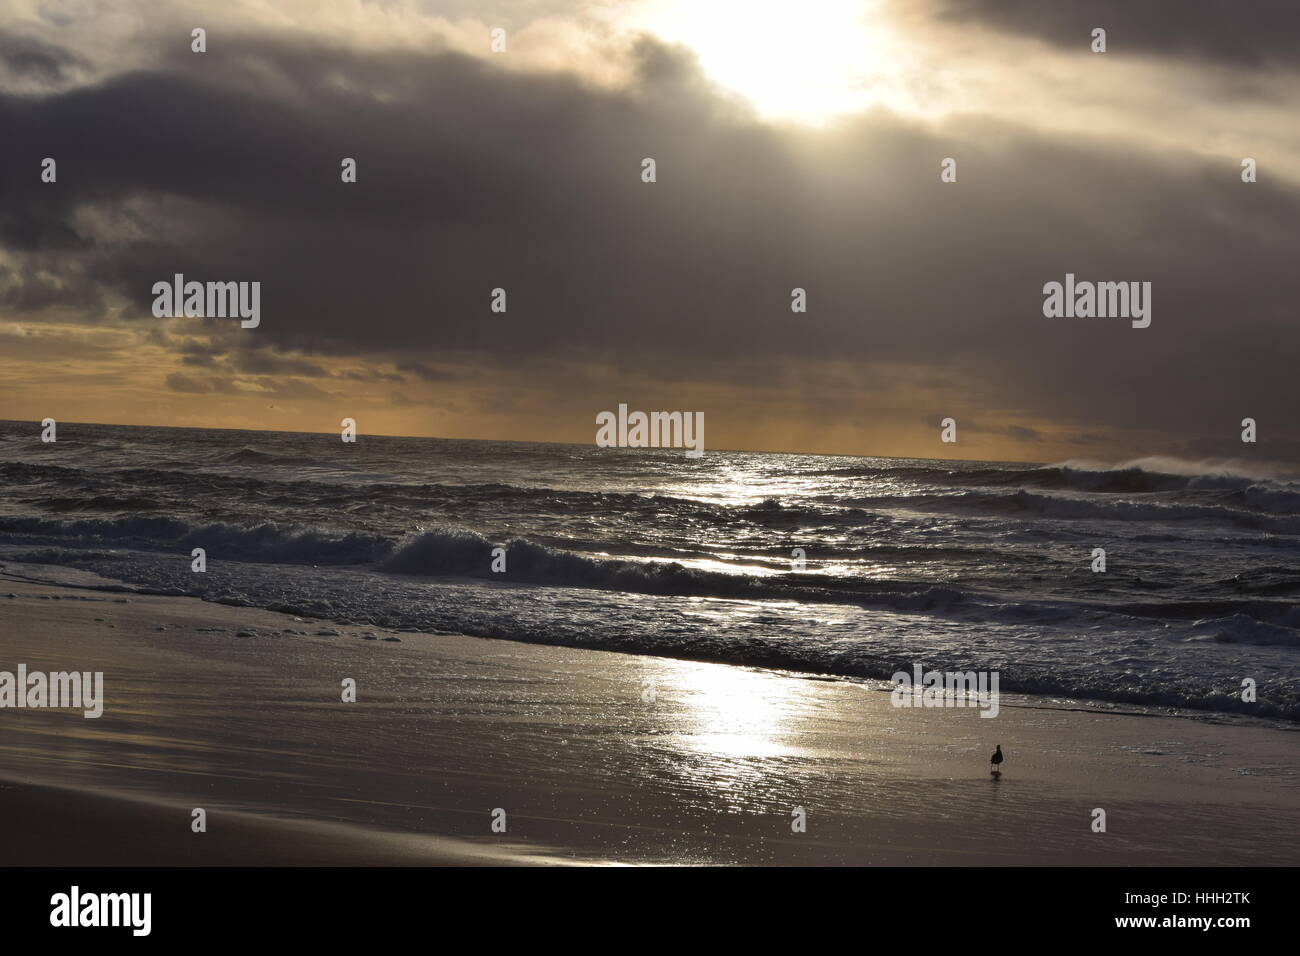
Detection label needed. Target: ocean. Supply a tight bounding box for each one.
[2,420,1298,721]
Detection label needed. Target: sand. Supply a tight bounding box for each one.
[2,561,1297,866]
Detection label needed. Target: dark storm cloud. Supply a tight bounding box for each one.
[0,32,87,83]
[396,361,460,382]
[2,28,1298,455]
[228,349,329,378]
[930,0,1300,67]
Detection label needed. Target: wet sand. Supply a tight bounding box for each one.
[0,778,577,866]
[2,563,1298,865]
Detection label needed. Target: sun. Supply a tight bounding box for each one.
[619,0,908,124]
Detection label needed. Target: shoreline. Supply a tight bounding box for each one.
[2,562,1298,866]
[4,549,1290,728]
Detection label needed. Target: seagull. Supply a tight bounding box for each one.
[990,744,1004,774]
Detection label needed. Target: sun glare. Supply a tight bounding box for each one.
[666,659,799,761]
[621,0,908,124]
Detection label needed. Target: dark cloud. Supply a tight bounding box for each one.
[260,378,335,400]
[164,370,331,399]
[0,32,87,83]
[395,361,459,382]
[228,349,328,378]
[929,0,1300,68]
[164,372,214,393]
[337,367,405,383]
[1005,425,1043,443]
[2,28,1298,455]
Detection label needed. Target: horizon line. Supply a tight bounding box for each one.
[0,417,1048,467]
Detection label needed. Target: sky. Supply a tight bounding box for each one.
[1,0,1298,463]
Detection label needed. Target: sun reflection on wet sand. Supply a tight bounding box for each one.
[631,658,839,815]
[667,659,802,761]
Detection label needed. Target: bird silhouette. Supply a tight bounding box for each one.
[990,744,1004,775]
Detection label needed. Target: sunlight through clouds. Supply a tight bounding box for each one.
[610,0,918,123]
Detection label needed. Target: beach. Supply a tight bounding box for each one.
[3,562,1296,867]
[5,0,1300,894]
